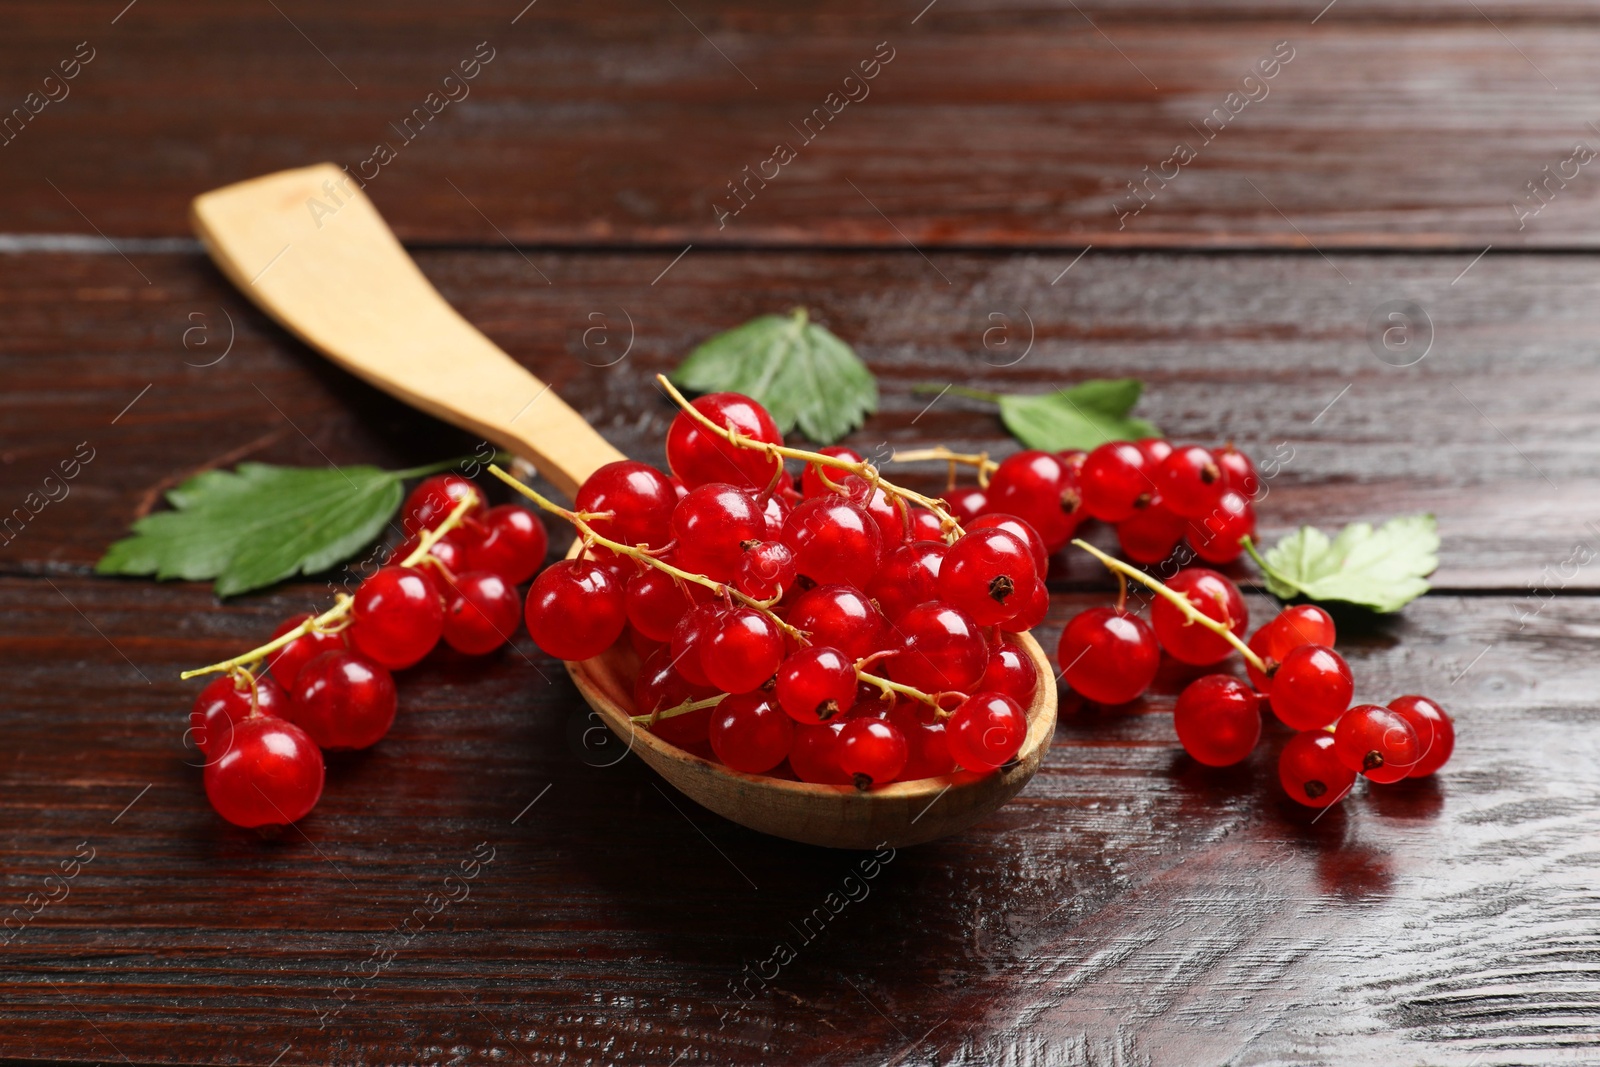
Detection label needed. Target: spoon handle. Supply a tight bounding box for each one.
[190,163,625,499]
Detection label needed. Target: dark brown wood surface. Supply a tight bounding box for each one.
[1,2,1596,1065]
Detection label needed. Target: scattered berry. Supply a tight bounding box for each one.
[1387,694,1454,777]
[1173,675,1261,767]
[1058,607,1159,705]
[1333,704,1420,784]
[1278,730,1356,808]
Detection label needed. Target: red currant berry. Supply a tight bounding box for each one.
[1333,704,1421,784]
[780,496,883,590]
[709,691,794,774]
[388,530,470,576]
[866,542,946,623]
[190,672,288,760]
[999,577,1050,634]
[789,721,851,784]
[734,541,797,600]
[702,608,785,694]
[349,566,445,670]
[940,486,988,523]
[1268,644,1352,730]
[1185,490,1255,564]
[1155,445,1225,519]
[887,702,958,779]
[1265,605,1337,662]
[467,504,549,584]
[985,450,1083,553]
[634,647,717,747]
[799,446,864,498]
[441,571,521,655]
[672,483,768,581]
[575,460,677,552]
[947,691,1027,771]
[525,558,627,661]
[669,602,727,686]
[775,646,857,724]
[889,602,989,694]
[966,512,1048,576]
[1150,567,1248,666]
[289,650,398,750]
[204,716,325,828]
[1136,437,1173,466]
[1245,623,1276,692]
[839,474,905,548]
[665,392,784,490]
[786,585,887,659]
[837,717,909,788]
[1080,442,1154,523]
[1116,503,1186,565]
[624,566,705,642]
[266,615,347,690]
[401,474,484,534]
[939,527,1038,626]
[1058,607,1159,705]
[1173,674,1261,766]
[908,509,945,543]
[1215,444,1260,498]
[1278,729,1356,808]
[979,637,1039,706]
[1387,694,1454,777]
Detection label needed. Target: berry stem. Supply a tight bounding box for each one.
[1070,538,1268,675]
[1239,536,1301,599]
[856,666,948,709]
[888,446,999,488]
[178,490,481,680]
[629,693,726,727]
[485,464,809,644]
[655,375,967,542]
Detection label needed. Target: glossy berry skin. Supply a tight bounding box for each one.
[1265,605,1337,662]
[947,692,1027,772]
[266,615,347,690]
[775,646,857,724]
[789,722,851,784]
[525,559,627,661]
[441,571,521,655]
[204,716,325,829]
[888,703,958,780]
[734,541,797,600]
[349,566,445,670]
[1268,644,1353,730]
[190,673,288,760]
[867,542,946,623]
[1388,694,1455,777]
[709,692,794,774]
[889,602,989,695]
[672,483,768,581]
[289,650,398,750]
[1185,490,1255,564]
[1334,704,1421,783]
[1174,675,1261,767]
[985,450,1083,552]
[468,505,548,584]
[1215,445,1260,498]
[800,446,864,498]
[837,718,909,788]
[624,566,702,642]
[702,608,785,694]
[780,496,883,590]
[1245,625,1276,692]
[966,513,1048,577]
[1278,730,1356,808]
[979,638,1039,706]
[787,585,887,660]
[668,602,726,686]
[387,531,469,577]
[1079,442,1153,523]
[633,647,717,747]
[938,528,1038,626]
[908,509,945,543]
[1155,445,1224,519]
[839,474,905,548]
[1150,568,1248,666]
[999,577,1050,634]
[402,474,485,534]
[575,461,677,552]
[1116,504,1186,565]
[1058,607,1160,706]
[665,392,784,490]
[940,487,988,523]
[1136,438,1173,466]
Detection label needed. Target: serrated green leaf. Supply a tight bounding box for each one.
[97,462,405,598]
[1248,514,1439,613]
[995,379,1160,452]
[670,308,877,445]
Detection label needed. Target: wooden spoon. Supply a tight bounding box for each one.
[190,163,1057,849]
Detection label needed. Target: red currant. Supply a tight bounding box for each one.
[978,637,1039,706]
[634,647,717,747]
[787,585,887,659]
[349,566,445,670]
[780,496,883,590]
[775,646,857,724]
[1185,490,1255,564]
[190,672,288,760]
[887,702,958,779]
[1265,605,1337,662]
[1080,441,1153,523]
[665,392,783,490]
[575,460,677,552]
[1245,624,1276,692]
[965,513,1048,577]
[463,505,547,584]
[1155,445,1225,519]
[702,608,785,694]
[669,601,727,686]
[1387,694,1454,777]
[289,650,398,750]
[837,717,909,788]
[266,614,347,690]
[1115,503,1186,565]
[1173,674,1261,766]
[789,721,851,784]
[1058,607,1159,705]
[1334,704,1421,784]
[985,450,1083,553]
[865,543,945,623]
[709,691,793,774]
[525,558,627,661]
[734,541,797,600]
[839,474,905,548]
[671,482,768,581]
[1150,568,1248,666]
[1215,444,1260,498]
[441,571,521,655]
[1268,644,1352,730]
[908,509,945,542]
[1278,729,1356,808]
[947,692,1027,771]
[624,566,701,642]
[940,486,988,523]
[938,527,1037,626]
[387,530,470,576]
[401,474,485,534]
[798,446,862,498]
[999,577,1050,634]
[889,602,989,694]
[1136,438,1173,466]
[204,715,325,828]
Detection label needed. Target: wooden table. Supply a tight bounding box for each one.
[2,3,1595,1064]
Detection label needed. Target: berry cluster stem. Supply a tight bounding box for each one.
[485,465,809,644]
[1071,538,1269,675]
[888,446,999,489]
[178,490,481,681]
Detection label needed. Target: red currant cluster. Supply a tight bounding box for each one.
[186,475,548,829]
[940,437,1258,566]
[513,386,1046,789]
[1058,546,1455,808]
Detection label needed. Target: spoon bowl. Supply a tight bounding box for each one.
[191,163,1059,849]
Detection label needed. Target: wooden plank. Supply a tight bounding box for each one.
[0,247,1591,590]
[0,575,1591,1064]
[1,5,1599,247]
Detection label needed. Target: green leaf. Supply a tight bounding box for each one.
[670,308,878,445]
[993,379,1160,452]
[1246,514,1440,613]
[97,462,406,598]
